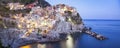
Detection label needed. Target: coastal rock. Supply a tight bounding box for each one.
[0,0,106,48]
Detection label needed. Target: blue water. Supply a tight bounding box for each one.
[76,20,120,48]
[23,20,120,48]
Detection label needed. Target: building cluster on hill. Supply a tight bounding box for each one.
[0,3,84,48]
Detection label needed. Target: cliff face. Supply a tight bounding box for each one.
[0,0,84,48]
[0,3,84,48]
[0,0,106,48]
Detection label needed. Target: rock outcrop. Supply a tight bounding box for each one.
[0,0,106,48]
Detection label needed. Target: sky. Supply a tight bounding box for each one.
[46,0,120,19]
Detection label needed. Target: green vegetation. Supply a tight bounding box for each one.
[0,0,35,4]
[0,40,4,48]
[20,0,35,5]
[0,4,31,16]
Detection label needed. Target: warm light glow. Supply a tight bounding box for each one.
[22,29,33,38]
[68,18,72,22]
[18,24,22,28]
[12,16,18,19]
[66,35,73,48]
[0,15,2,18]
[20,45,31,48]
[3,23,7,28]
[5,4,77,38]
[10,5,14,10]
[0,3,84,48]
[37,44,46,48]
[17,15,55,37]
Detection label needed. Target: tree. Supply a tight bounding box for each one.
[20,0,35,5]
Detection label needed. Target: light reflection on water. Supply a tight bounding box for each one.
[37,44,46,48]
[66,35,74,48]
[20,33,81,48]
[20,20,120,48]
[20,45,31,48]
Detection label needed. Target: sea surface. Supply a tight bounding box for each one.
[21,20,120,48]
[77,19,120,48]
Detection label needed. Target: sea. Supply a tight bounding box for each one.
[76,19,120,48]
[21,19,120,48]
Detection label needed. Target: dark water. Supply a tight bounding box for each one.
[21,20,120,48]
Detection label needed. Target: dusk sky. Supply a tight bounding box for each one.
[46,0,120,19]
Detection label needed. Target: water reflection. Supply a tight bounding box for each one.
[37,44,46,48]
[66,35,74,48]
[20,32,81,48]
[20,45,31,48]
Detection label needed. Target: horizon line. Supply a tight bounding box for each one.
[83,19,120,21]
